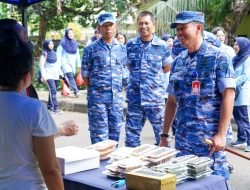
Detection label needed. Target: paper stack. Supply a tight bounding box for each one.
[56,146,100,175]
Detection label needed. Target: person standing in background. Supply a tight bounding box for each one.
[85,28,101,47]
[115,32,127,45]
[162,33,174,50]
[231,37,250,152]
[40,40,62,114]
[57,28,81,97]
[0,19,79,139]
[212,27,236,60]
[125,11,173,147]
[115,32,129,89]
[82,12,127,144]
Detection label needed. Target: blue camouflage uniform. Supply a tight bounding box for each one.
[125,35,173,147]
[168,40,235,180]
[171,31,236,139]
[82,38,127,144]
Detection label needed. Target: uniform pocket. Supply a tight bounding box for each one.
[147,54,162,73]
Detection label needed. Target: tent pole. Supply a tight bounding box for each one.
[21,6,28,29]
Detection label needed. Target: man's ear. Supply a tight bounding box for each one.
[196,24,203,33]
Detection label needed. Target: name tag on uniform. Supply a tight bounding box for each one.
[191,80,200,95]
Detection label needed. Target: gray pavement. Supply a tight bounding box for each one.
[37,90,127,114]
[38,90,250,190]
[37,90,89,113]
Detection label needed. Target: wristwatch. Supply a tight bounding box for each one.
[160,133,169,138]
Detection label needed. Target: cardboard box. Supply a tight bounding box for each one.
[125,169,176,190]
[56,146,100,175]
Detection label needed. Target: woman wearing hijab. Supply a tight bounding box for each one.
[57,28,81,97]
[231,37,250,152]
[40,40,62,113]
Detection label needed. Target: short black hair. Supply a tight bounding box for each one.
[211,27,226,35]
[137,11,155,22]
[0,19,33,90]
[115,32,127,44]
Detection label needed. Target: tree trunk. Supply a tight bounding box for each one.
[221,1,250,45]
[36,18,48,57]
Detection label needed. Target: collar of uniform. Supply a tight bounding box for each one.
[134,34,161,46]
[151,34,162,46]
[181,39,207,59]
[98,38,118,46]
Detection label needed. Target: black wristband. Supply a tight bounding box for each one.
[160,133,169,138]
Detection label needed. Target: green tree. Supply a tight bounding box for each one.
[0,3,8,18]
[1,0,139,54]
[29,0,139,54]
[204,0,250,35]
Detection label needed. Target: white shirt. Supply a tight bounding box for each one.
[234,57,250,106]
[0,92,58,190]
[57,45,81,74]
[39,54,61,80]
[221,43,236,60]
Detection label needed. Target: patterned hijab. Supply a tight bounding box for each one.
[42,40,57,63]
[60,28,78,54]
[233,37,250,69]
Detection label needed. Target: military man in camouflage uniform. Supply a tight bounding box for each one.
[82,12,127,144]
[125,11,173,147]
[160,11,235,180]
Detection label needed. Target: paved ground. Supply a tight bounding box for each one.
[51,111,250,190]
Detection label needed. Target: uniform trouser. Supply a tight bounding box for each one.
[65,72,79,95]
[47,79,59,111]
[87,101,123,144]
[175,129,230,180]
[233,105,250,145]
[125,104,164,147]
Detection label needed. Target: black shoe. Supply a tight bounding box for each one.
[228,164,234,173]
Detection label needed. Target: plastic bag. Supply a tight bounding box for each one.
[61,80,71,96]
[76,72,84,87]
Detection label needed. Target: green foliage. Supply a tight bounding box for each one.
[0,2,21,20]
[203,0,234,26]
[0,3,8,17]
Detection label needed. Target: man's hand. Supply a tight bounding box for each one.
[58,120,79,137]
[209,133,226,156]
[83,77,89,88]
[159,137,170,147]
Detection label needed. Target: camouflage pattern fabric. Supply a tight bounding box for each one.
[125,35,173,146]
[168,40,235,180]
[87,101,123,144]
[125,104,164,147]
[82,38,127,143]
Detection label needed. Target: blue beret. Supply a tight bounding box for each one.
[170,11,205,29]
[97,12,116,26]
